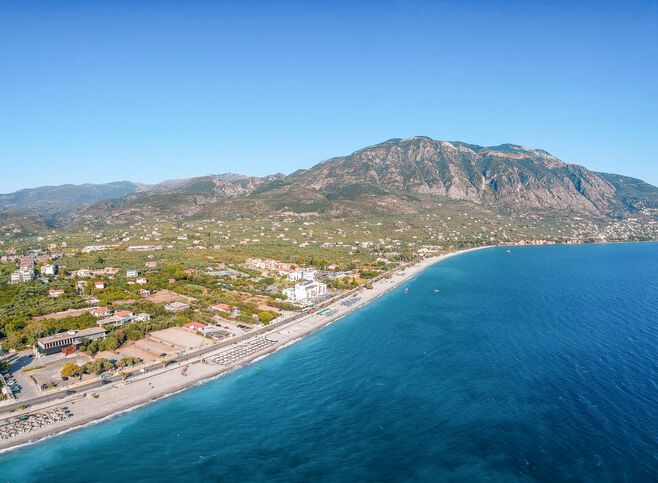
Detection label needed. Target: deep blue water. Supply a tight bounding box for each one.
[1,243,657,482]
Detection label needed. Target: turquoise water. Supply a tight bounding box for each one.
[1,243,657,482]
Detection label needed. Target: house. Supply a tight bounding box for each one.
[139,289,151,296]
[41,264,58,276]
[126,245,163,252]
[94,281,106,289]
[74,269,93,278]
[182,322,206,332]
[136,277,148,285]
[184,268,196,276]
[283,280,328,303]
[114,310,133,322]
[145,261,158,268]
[134,312,151,322]
[165,301,190,313]
[19,256,34,270]
[97,315,126,328]
[35,327,107,356]
[126,269,139,278]
[302,269,318,281]
[209,304,240,317]
[201,325,231,339]
[48,289,65,298]
[91,307,113,318]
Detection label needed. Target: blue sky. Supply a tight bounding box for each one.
[1,0,657,193]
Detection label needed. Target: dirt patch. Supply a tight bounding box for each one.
[32,307,94,321]
[144,290,197,304]
[150,327,209,350]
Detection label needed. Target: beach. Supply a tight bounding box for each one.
[0,247,487,453]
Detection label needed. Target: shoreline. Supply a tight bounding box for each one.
[0,246,490,454]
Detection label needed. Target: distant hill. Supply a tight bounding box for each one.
[0,181,140,227]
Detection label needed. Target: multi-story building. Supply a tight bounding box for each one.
[283,280,327,304]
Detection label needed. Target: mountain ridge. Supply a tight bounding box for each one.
[2,137,657,231]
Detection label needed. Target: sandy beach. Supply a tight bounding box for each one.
[0,246,488,453]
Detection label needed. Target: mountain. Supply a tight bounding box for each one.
[4,138,658,232]
[280,137,652,217]
[79,173,286,219]
[0,181,140,227]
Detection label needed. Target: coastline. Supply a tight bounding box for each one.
[0,246,490,454]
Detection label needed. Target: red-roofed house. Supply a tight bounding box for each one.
[114,310,133,322]
[91,307,112,318]
[182,322,206,332]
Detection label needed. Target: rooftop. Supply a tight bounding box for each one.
[38,327,107,345]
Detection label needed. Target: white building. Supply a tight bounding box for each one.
[126,269,139,278]
[287,270,303,281]
[10,267,35,283]
[287,268,317,282]
[302,269,317,281]
[41,264,58,276]
[283,280,327,303]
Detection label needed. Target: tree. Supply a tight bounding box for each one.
[60,362,82,379]
[102,334,119,351]
[117,357,141,368]
[258,311,276,324]
[83,358,114,375]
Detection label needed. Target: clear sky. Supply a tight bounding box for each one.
[1,0,657,193]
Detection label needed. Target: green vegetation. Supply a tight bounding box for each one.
[82,358,114,375]
[258,311,276,324]
[60,362,82,378]
[117,357,141,367]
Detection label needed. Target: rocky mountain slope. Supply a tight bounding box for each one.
[282,137,651,217]
[3,137,658,228]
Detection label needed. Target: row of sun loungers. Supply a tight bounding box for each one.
[0,407,72,440]
[211,338,277,366]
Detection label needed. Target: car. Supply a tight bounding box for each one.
[100,380,110,385]
[139,368,148,373]
[64,390,76,395]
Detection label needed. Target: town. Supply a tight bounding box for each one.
[1,208,657,427]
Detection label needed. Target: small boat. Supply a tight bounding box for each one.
[403,288,408,293]
[506,249,511,253]
[433,289,439,293]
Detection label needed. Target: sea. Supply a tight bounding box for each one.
[1,243,657,482]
